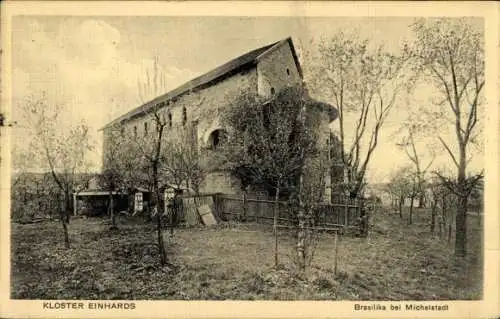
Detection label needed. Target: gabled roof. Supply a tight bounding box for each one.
[101,37,302,130]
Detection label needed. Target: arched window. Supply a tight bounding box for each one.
[168,112,172,128]
[144,122,148,135]
[270,87,275,95]
[286,68,290,76]
[208,129,227,150]
[133,126,137,137]
[182,107,187,126]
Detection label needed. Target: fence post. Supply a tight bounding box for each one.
[344,197,348,227]
[242,191,247,221]
[334,230,339,276]
[274,200,279,267]
[366,200,370,237]
[170,204,174,235]
[274,221,279,267]
[359,200,367,237]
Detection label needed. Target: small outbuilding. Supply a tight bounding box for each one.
[73,189,128,217]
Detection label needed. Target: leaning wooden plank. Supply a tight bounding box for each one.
[198,204,217,226]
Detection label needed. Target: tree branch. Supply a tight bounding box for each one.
[438,136,460,169]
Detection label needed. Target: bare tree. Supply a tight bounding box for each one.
[298,146,330,271]
[99,127,128,229]
[396,125,436,209]
[20,92,94,248]
[405,18,484,257]
[221,86,319,271]
[132,110,169,265]
[405,170,420,225]
[161,140,188,190]
[182,143,205,195]
[383,180,400,210]
[306,32,405,198]
[159,135,205,194]
[427,175,450,235]
[133,55,170,265]
[387,166,415,221]
[116,131,150,196]
[159,137,205,234]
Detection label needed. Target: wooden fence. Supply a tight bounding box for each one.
[313,197,364,229]
[175,193,367,232]
[217,194,294,225]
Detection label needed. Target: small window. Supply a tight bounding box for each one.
[191,120,199,148]
[144,122,148,135]
[286,68,290,76]
[270,87,275,95]
[168,112,172,128]
[182,107,187,126]
[133,126,137,137]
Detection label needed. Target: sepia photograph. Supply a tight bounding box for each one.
[1,1,498,318]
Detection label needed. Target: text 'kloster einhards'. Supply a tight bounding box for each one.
[43,302,136,310]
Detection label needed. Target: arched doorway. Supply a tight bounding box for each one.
[207,129,227,150]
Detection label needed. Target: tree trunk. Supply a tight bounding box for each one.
[408,196,414,225]
[273,187,280,268]
[358,201,369,237]
[169,204,174,236]
[455,194,467,256]
[441,195,447,238]
[448,221,452,244]
[64,192,72,224]
[61,193,71,248]
[242,190,247,222]
[153,164,167,265]
[455,149,468,257]
[430,199,437,234]
[296,176,306,273]
[438,217,443,238]
[109,191,117,229]
[156,206,166,264]
[398,196,403,219]
[297,206,306,273]
[61,217,70,248]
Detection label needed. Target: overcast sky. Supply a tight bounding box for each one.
[11,16,484,182]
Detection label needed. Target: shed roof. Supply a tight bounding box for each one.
[101,37,302,130]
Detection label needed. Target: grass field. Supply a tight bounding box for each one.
[11,206,483,300]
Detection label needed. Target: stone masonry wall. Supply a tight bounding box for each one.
[104,68,258,194]
[257,41,302,98]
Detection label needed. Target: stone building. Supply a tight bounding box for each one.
[101,37,338,198]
